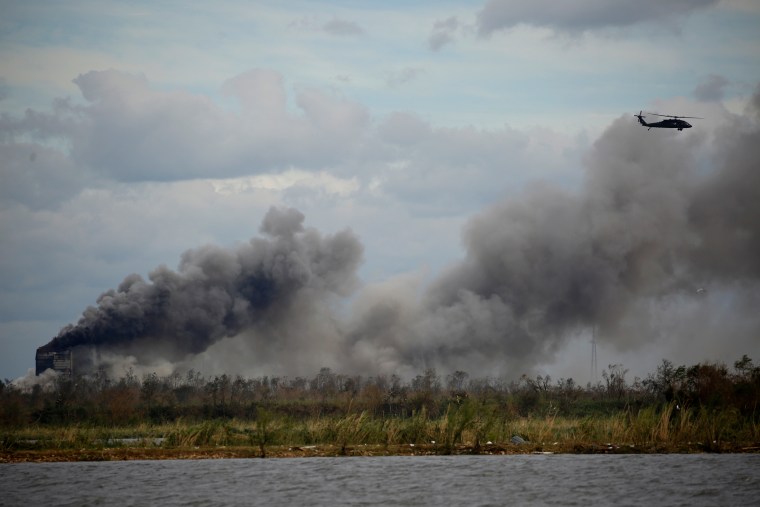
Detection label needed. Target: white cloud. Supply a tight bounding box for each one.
[1,69,373,194]
[2,68,585,214]
[211,170,360,197]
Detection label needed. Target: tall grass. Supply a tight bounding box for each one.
[3,401,757,453]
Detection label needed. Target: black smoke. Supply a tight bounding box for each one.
[39,207,363,372]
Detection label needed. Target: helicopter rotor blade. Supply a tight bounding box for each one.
[646,112,703,120]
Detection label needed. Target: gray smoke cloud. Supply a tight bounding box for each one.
[477,0,719,36]
[39,86,760,379]
[693,74,730,102]
[346,86,760,376]
[39,207,363,373]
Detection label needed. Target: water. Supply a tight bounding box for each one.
[2,454,758,506]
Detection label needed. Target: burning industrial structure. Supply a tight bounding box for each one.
[35,345,73,378]
[35,206,364,377]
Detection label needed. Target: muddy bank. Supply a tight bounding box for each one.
[4,441,759,463]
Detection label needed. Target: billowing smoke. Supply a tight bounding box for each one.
[38,207,363,375]
[346,87,760,376]
[38,87,760,378]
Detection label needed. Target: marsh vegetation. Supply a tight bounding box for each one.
[2,356,758,461]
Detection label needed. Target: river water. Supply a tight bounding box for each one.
[2,454,758,506]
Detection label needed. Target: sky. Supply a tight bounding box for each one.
[2,0,760,384]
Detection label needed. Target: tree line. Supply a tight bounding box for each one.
[1,355,758,427]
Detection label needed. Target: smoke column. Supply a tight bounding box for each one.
[38,86,760,378]
[346,87,760,376]
[37,207,363,374]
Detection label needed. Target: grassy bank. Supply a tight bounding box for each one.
[2,402,758,462]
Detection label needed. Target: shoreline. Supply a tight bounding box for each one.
[3,442,759,463]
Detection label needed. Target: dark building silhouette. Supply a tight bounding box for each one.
[35,346,73,377]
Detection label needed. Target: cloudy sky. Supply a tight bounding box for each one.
[2,0,760,383]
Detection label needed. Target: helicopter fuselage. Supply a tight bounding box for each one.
[644,118,692,130]
[635,112,697,131]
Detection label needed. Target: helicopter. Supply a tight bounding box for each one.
[635,111,702,131]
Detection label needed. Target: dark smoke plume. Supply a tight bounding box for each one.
[38,207,362,373]
[39,87,760,378]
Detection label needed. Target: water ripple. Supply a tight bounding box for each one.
[1,454,758,506]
